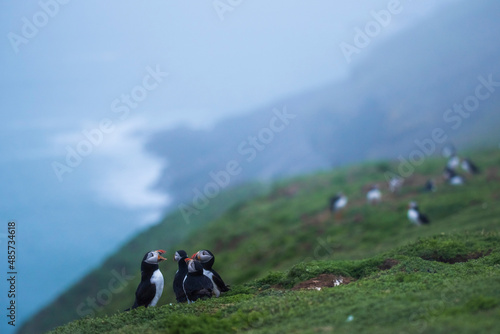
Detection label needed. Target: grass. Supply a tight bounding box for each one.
[51,231,500,333]
[21,147,500,333]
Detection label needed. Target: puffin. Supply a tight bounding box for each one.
[407,201,430,225]
[366,184,382,204]
[173,250,189,303]
[447,154,460,170]
[193,249,230,297]
[389,177,404,193]
[127,249,166,310]
[443,167,464,185]
[329,192,348,219]
[461,158,480,175]
[330,192,348,211]
[183,259,213,303]
[423,179,436,192]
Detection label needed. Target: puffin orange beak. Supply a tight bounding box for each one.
[184,258,192,263]
[191,252,198,259]
[156,250,167,261]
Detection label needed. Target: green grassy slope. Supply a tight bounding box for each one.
[52,232,500,334]
[22,148,500,333]
[19,183,269,334]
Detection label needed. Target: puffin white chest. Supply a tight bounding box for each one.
[335,197,347,210]
[408,209,419,224]
[149,269,164,306]
[367,189,381,202]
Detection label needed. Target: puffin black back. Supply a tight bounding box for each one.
[125,250,166,311]
[173,250,189,303]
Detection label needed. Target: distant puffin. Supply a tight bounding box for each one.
[461,158,480,175]
[447,154,461,170]
[443,167,464,185]
[329,192,348,219]
[128,249,166,310]
[183,259,213,303]
[389,177,404,193]
[330,192,348,212]
[366,184,382,204]
[423,179,436,192]
[173,250,189,303]
[407,201,430,225]
[193,249,230,297]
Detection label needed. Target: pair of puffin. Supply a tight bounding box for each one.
[173,249,229,303]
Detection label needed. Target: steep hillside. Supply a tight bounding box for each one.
[21,147,500,333]
[147,0,500,203]
[52,231,500,333]
[19,183,269,334]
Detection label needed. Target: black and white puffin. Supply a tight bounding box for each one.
[329,192,348,212]
[183,258,213,303]
[173,250,188,303]
[461,158,480,175]
[407,201,430,225]
[423,179,436,192]
[366,184,382,204]
[128,249,166,310]
[443,167,464,185]
[447,154,461,170]
[329,192,348,219]
[193,249,230,297]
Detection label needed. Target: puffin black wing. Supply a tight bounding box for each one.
[329,196,340,212]
[132,282,157,309]
[173,275,187,302]
[419,212,430,224]
[468,160,480,174]
[184,276,213,302]
[210,268,230,292]
[173,281,187,302]
[191,288,212,300]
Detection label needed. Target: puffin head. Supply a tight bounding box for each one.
[185,258,203,274]
[194,250,214,264]
[144,249,167,265]
[174,250,188,262]
[408,201,418,209]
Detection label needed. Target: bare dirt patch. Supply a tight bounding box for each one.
[422,249,492,264]
[378,258,400,270]
[486,166,499,182]
[291,274,355,291]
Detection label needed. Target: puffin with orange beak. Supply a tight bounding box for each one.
[182,258,213,303]
[193,249,230,297]
[128,249,167,309]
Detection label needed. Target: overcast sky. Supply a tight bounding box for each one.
[0,0,455,327]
